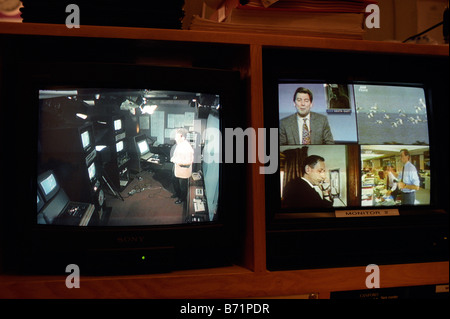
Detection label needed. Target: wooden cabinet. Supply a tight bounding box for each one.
[0,22,448,299]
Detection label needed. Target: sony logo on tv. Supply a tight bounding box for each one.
[116,235,145,243]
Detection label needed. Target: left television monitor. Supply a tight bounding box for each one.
[3,59,246,275]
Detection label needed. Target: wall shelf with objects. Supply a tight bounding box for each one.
[0,22,448,299]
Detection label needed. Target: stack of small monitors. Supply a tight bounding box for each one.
[20,0,185,29]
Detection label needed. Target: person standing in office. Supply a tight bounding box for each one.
[279,87,334,145]
[398,149,420,205]
[170,128,194,204]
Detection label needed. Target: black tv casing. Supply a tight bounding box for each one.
[263,49,449,270]
[1,61,247,275]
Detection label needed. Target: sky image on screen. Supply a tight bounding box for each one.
[355,85,429,145]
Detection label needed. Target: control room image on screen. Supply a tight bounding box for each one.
[37,89,221,227]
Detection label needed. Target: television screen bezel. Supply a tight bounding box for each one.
[31,62,242,228]
[271,80,434,217]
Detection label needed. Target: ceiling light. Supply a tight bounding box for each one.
[141,104,158,115]
[76,113,88,120]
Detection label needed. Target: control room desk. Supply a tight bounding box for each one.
[186,175,208,223]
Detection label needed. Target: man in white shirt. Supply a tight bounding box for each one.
[170,128,194,204]
[398,149,420,205]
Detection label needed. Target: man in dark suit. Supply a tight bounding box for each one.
[280,87,334,145]
[282,155,333,208]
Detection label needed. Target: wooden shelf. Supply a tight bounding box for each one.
[1,22,448,56]
[0,262,448,299]
[0,21,448,299]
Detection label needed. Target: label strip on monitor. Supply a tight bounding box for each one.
[335,209,399,218]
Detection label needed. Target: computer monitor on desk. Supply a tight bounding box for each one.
[9,62,245,275]
[137,138,153,161]
[133,135,158,160]
[129,135,161,172]
[37,170,95,226]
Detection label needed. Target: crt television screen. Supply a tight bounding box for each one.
[37,170,61,203]
[278,83,430,210]
[114,119,122,131]
[88,162,96,181]
[115,140,124,152]
[38,88,221,227]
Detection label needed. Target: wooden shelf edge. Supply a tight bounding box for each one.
[0,261,447,299]
[1,22,448,57]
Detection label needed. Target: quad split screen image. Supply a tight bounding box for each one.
[278,83,431,210]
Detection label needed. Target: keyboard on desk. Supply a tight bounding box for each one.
[141,152,153,161]
[57,202,95,226]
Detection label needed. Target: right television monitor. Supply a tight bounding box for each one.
[278,83,431,210]
[264,49,448,271]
